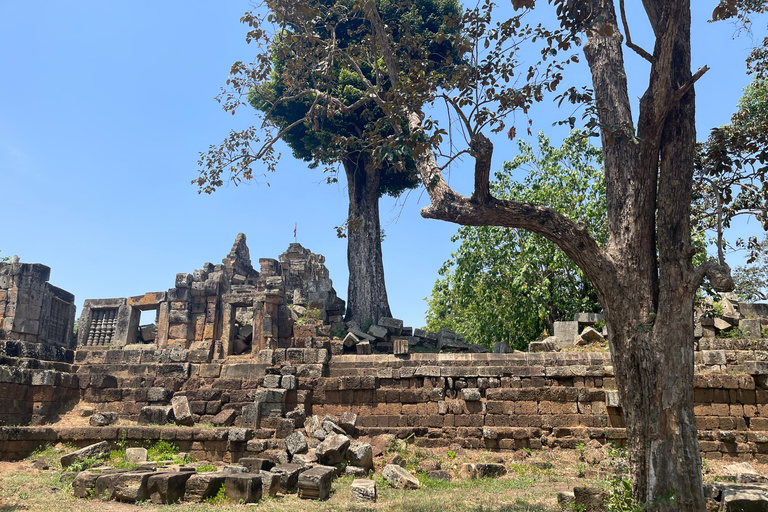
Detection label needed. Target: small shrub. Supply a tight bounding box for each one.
[447,450,456,460]
[197,463,217,473]
[721,327,747,339]
[205,485,229,505]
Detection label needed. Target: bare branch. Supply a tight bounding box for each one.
[619,0,653,63]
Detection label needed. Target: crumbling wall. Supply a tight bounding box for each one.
[74,234,345,358]
[0,261,76,350]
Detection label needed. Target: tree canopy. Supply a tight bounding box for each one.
[425,131,605,349]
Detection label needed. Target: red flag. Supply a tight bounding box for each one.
[294,223,297,238]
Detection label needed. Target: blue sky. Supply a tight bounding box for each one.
[1,2,765,330]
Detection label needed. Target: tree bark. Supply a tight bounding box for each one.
[343,154,393,326]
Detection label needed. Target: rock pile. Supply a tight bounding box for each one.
[343,318,486,354]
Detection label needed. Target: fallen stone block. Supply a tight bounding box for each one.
[72,471,102,498]
[346,441,373,471]
[89,412,118,427]
[297,465,335,500]
[212,409,237,427]
[270,463,305,493]
[93,473,124,501]
[241,403,261,428]
[171,396,194,426]
[343,332,360,348]
[224,474,263,504]
[138,406,174,425]
[285,431,308,457]
[345,466,368,478]
[238,458,275,472]
[573,486,608,512]
[147,471,194,504]
[367,324,388,341]
[223,465,248,474]
[316,433,350,465]
[529,337,560,352]
[339,412,357,435]
[459,463,507,479]
[61,441,110,468]
[428,470,452,481]
[125,447,148,464]
[378,317,403,335]
[350,478,377,503]
[580,326,604,343]
[356,341,371,355]
[259,471,281,498]
[183,473,226,502]
[112,471,154,502]
[382,464,419,489]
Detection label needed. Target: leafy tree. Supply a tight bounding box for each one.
[696,75,768,263]
[200,0,765,508]
[734,235,768,301]
[425,132,606,349]
[197,0,462,325]
[0,251,10,264]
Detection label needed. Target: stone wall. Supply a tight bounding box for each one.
[5,341,768,462]
[0,262,76,350]
[75,235,344,357]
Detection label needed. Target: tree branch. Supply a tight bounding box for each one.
[619,0,653,63]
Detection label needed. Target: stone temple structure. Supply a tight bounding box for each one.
[0,260,77,350]
[75,234,345,359]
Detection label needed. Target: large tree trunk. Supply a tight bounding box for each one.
[377,0,727,508]
[343,154,392,326]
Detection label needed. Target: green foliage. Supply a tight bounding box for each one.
[425,131,606,350]
[734,235,768,301]
[66,456,100,473]
[147,439,185,463]
[0,250,9,263]
[205,484,229,505]
[695,78,768,264]
[197,463,217,473]
[721,326,748,339]
[603,478,646,512]
[295,307,323,326]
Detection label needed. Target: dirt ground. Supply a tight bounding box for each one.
[1,437,764,512]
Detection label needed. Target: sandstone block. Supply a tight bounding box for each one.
[125,447,148,464]
[112,472,154,502]
[382,464,419,489]
[61,441,110,468]
[350,479,377,503]
[147,471,193,504]
[316,433,350,465]
[138,406,174,425]
[297,465,335,500]
[183,474,226,502]
[171,396,194,426]
[346,441,373,471]
[270,463,305,493]
[285,431,308,457]
[224,474,262,503]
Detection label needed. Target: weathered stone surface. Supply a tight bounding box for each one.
[345,466,368,477]
[724,462,768,484]
[343,332,360,348]
[720,484,768,511]
[147,471,193,504]
[458,463,506,479]
[112,471,154,502]
[382,464,419,489]
[261,449,290,465]
[138,406,174,425]
[339,412,357,435]
[125,447,148,464]
[316,433,350,465]
[275,418,295,439]
[263,374,281,388]
[393,338,409,355]
[557,491,576,508]
[212,408,237,427]
[183,474,226,502]
[72,471,101,498]
[378,317,403,335]
[270,463,305,493]
[529,337,560,352]
[365,324,386,341]
[297,465,335,500]
[428,470,452,481]
[741,319,763,338]
[573,486,608,512]
[171,396,194,426]
[147,387,173,402]
[285,431,308,457]
[89,412,118,427]
[258,471,281,498]
[223,465,248,474]
[553,321,579,347]
[356,341,371,355]
[229,428,250,443]
[346,442,373,471]
[224,474,263,503]
[241,403,261,428]
[292,449,318,466]
[461,388,482,401]
[350,479,377,503]
[61,441,110,468]
[239,458,275,472]
[580,326,604,343]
